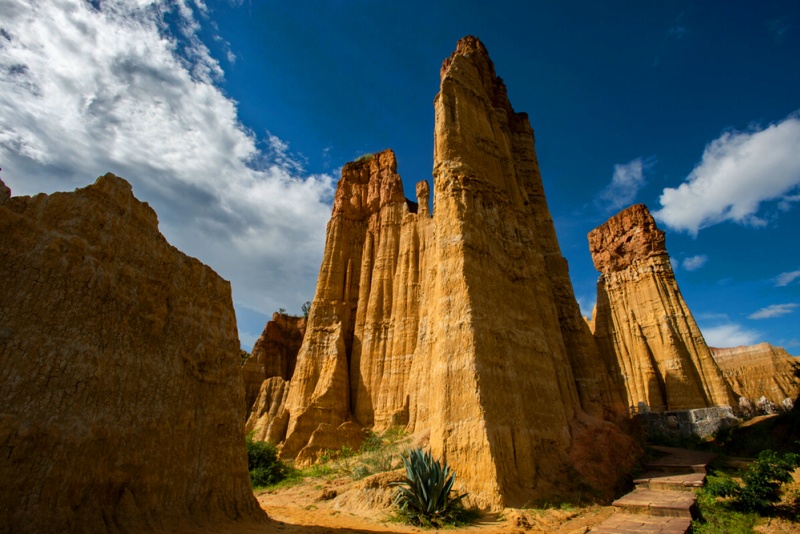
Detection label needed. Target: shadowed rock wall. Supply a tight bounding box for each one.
[0,175,264,532]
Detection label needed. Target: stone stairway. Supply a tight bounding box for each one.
[589,446,716,534]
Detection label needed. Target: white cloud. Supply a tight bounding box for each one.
[577,295,596,320]
[653,112,800,235]
[778,194,800,212]
[748,303,798,320]
[596,157,654,212]
[775,270,800,287]
[682,254,708,271]
[0,0,335,327]
[670,257,679,271]
[702,323,760,348]
[239,330,261,353]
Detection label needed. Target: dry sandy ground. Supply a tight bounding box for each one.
[248,467,800,534]
[253,471,614,534]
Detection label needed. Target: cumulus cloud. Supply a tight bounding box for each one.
[775,270,800,287]
[748,303,798,320]
[0,0,335,325]
[653,113,800,235]
[596,157,655,212]
[702,323,760,348]
[682,254,708,271]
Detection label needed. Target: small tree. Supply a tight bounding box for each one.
[301,301,311,318]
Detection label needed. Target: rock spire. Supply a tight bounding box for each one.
[251,36,636,507]
[588,204,736,411]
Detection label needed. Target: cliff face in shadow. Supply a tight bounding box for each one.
[588,204,736,412]
[0,174,265,532]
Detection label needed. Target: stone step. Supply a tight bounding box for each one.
[589,513,691,533]
[612,489,697,518]
[645,446,715,474]
[633,471,706,491]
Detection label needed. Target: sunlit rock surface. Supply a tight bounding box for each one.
[251,37,636,507]
[589,204,736,411]
[711,342,799,407]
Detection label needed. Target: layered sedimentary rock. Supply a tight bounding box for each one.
[711,343,799,406]
[252,36,636,506]
[0,175,264,532]
[242,312,306,417]
[589,204,736,411]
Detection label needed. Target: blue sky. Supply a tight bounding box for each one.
[1,1,798,353]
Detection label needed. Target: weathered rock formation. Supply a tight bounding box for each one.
[588,204,736,411]
[0,175,264,532]
[250,36,636,507]
[711,343,799,406]
[242,312,306,417]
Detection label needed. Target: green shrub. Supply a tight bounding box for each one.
[245,436,287,487]
[706,448,800,512]
[390,448,470,527]
[691,489,758,534]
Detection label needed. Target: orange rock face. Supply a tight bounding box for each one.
[588,204,736,411]
[251,36,636,507]
[242,312,306,417]
[0,175,264,532]
[711,343,799,406]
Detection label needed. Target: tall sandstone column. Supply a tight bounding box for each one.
[259,36,636,507]
[589,204,735,411]
[426,36,629,505]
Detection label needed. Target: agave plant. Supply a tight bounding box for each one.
[390,447,468,526]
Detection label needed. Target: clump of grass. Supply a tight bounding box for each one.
[691,489,758,534]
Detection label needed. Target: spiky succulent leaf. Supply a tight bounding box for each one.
[391,447,469,525]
